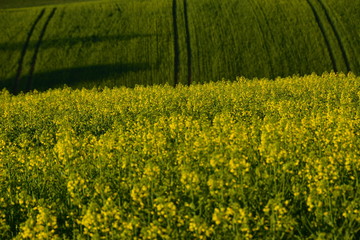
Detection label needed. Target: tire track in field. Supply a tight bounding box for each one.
[317,0,351,72]
[306,0,338,72]
[172,0,180,86]
[183,0,192,86]
[13,9,45,94]
[27,8,57,91]
[249,0,275,78]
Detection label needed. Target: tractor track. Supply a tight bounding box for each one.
[316,0,351,72]
[172,0,180,86]
[13,9,45,94]
[183,0,192,86]
[306,0,338,72]
[27,8,57,91]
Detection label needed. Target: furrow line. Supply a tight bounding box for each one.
[317,0,351,72]
[306,0,337,72]
[13,9,45,94]
[172,0,180,87]
[27,8,57,91]
[183,0,192,86]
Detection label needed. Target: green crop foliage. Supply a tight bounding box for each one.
[187,0,359,83]
[0,0,173,93]
[1,0,359,93]
[0,10,41,84]
[0,73,360,239]
[324,0,360,73]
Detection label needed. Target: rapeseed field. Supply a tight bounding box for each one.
[1,73,359,239]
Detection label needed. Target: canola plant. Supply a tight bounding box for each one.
[0,73,359,239]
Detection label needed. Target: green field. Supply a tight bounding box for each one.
[1,73,360,239]
[0,0,173,93]
[0,0,359,93]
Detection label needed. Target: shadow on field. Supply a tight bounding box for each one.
[1,63,152,94]
[0,34,155,51]
[0,0,101,9]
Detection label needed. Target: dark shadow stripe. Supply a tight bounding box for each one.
[2,62,154,94]
[306,0,337,72]
[13,9,45,94]
[172,0,180,86]
[28,63,152,91]
[27,7,57,91]
[0,0,100,9]
[183,0,192,86]
[317,0,351,72]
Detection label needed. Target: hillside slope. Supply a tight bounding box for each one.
[0,0,359,93]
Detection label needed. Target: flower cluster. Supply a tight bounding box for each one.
[0,73,359,239]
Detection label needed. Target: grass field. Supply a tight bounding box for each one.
[0,0,359,93]
[1,73,360,239]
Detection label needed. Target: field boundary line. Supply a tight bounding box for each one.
[172,0,180,86]
[183,0,192,86]
[27,7,57,91]
[13,9,45,94]
[306,0,337,72]
[317,0,351,72]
